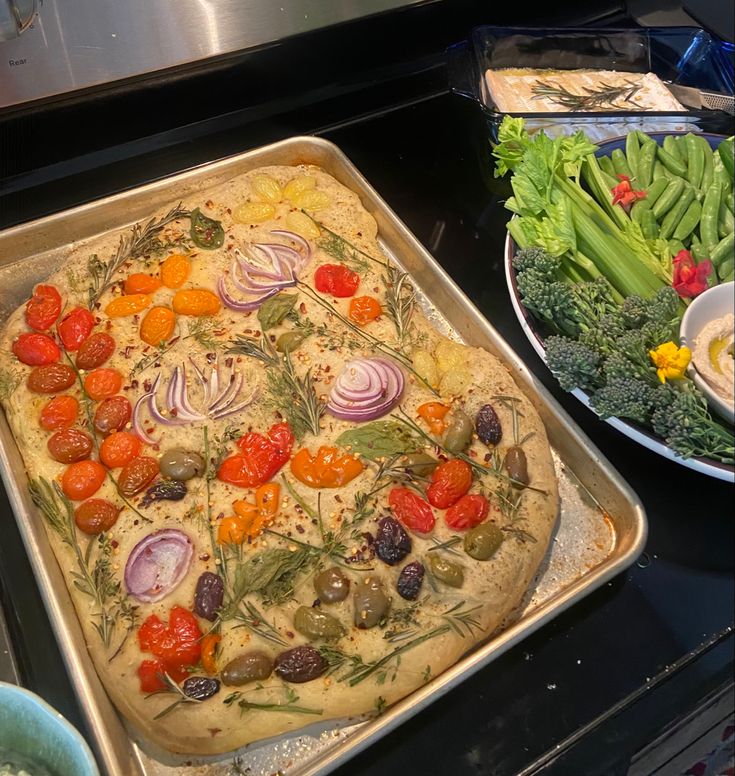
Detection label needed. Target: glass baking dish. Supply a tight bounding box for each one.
[448,25,734,142]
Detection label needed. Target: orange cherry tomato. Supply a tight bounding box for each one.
[61,460,106,500]
[84,368,123,400]
[139,306,176,346]
[348,295,382,325]
[74,498,121,535]
[40,395,79,430]
[12,332,61,366]
[228,483,281,541]
[171,288,221,316]
[160,254,192,289]
[125,273,161,295]
[417,402,450,435]
[217,516,248,545]
[57,307,95,351]
[25,284,62,331]
[290,446,364,488]
[201,633,221,675]
[105,294,151,318]
[99,431,142,468]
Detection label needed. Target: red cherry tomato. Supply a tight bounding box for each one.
[218,422,294,488]
[426,459,473,509]
[93,396,132,434]
[25,285,62,331]
[99,431,141,469]
[57,307,96,352]
[47,428,94,463]
[444,494,489,530]
[117,455,158,496]
[314,263,360,297]
[27,364,76,394]
[138,659,168,693]
[83,368,122,400]
[76,332,116,370]
[388,487,436,534]
[61,460,106,500]
[12,333,61,366]
[39,395,79,430]
[74,499,120,535]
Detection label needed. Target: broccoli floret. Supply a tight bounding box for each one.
[651,386,735,464]
[648,286,681,325]
[545,335,602,392]
[590,377,657,424]
[641,319,678,348]
[512,247,561,277]
[517,271,580,335]
[621,294,648,328]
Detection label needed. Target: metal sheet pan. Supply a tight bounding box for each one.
[0,136,647,776]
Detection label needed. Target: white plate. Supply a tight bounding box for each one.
[504,233,735,483]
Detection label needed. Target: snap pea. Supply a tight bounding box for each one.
[718,137,734,179]
[637,140,657,189]
[719,201,734,237]
[631,199,650,224]
[646,177,670,207]
[659,185,695,240]
[684,134,704,190]
[651,178,686,220]
[600,169,619,190]
[727,193,734,212]
[672,199,702,241]
[668,239,687,256]
[611,148,633,179]
[599,155,616,178]
[625,132,640,179]
[657,145,688,178]
[711,233,734,267]
[701,182,723,253]
[674,135,689,164]
[691,238,709,264]
[663,135,684,164]
[640,209,659,240]
[712,154,732,195]
[698,136,714,193]
[654,160,673,180]
[718,257,734,282]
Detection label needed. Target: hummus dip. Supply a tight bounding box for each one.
[692,313,735,406]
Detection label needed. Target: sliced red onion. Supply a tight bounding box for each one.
[132,392,160,445]
[327,358,405,422]
[208,370,243,413]
[218,276,278,311]
[124,529,193,603]
[271,229,312,269]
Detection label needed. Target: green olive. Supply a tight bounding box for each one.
[428,555,465,588]
[464,522,504,560]
[504,446,529,487]
[354,577,391,629]
[159,448,205,481]
[276,330,308,353]
[313,567,350,603]
[401,452,438,477]
[293,606,346,641]
[443,410,473,454]
[221,651,274,686]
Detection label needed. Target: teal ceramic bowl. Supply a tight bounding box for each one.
[0,682,99,776]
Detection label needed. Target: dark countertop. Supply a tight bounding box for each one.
[0,4,733,775]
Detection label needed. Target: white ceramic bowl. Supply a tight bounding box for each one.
[680,282,735,426]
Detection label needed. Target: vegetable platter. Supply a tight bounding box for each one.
[499,117,735,481]
[0,136,646,776]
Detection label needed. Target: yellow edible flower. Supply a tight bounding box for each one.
[649,341,691,383]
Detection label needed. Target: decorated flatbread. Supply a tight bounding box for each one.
[0,165,559,755]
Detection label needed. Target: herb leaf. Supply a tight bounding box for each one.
[257,293,298,331]
[336,421,421,461]
[190,207,225,249]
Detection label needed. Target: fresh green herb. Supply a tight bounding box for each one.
[427,535,463,555]
[187,316,221,351]
[232,601,288,646]
[257,293,298,331]
[440,601,483,638]
[382,264,416,345]
[189,207,224,249]
[375,696,388,715]
[336,421,421,461]
[87,204,189,308]
[145,672,201,720]
[223,686,323,716]
[307,214,386,272]
[531,77,643,111]
[0,367,20,402]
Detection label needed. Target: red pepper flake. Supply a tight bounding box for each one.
[199,553,211,561]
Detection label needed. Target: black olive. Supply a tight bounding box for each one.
[193,572,224,621]
[476,404,502,446]
[397,561,425,600]
[375,516,411,566]
[182,676,220,700]
[274,645,328,683]
[139,480,187,507]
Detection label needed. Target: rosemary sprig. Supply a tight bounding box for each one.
[223,686,323,716]
[439,601,483,638]
[203,426,229,586]
[232,601,288,647]
[87,204,190,308]
[145,672,201,720]
[427,535,463,556]
[531,78,643,111]
[29,478,127,650]
[187,316,222,351]
[304,213,387,271]
[228,334,324,438]
[382,264,416,345]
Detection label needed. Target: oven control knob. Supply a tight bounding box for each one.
[0,0,38,41]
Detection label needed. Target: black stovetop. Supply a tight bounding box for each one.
[0,3,733,775]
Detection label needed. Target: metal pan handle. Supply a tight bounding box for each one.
[446,41,481,103]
